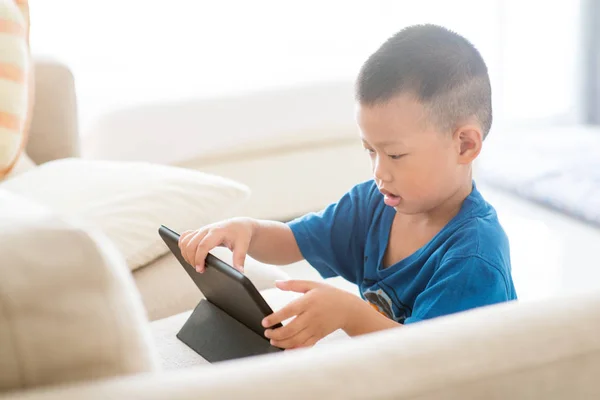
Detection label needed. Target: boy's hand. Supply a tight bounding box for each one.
[262,280,357,349]
[178,217,256,273]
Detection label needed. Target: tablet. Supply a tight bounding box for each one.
[158,225,283,337]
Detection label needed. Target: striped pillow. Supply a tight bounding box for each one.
[0,0,31,179]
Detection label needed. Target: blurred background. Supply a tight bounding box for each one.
[25,0,600,298]
[30,0,587,131]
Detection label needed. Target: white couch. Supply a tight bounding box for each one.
[1,192,600,399]
[3,60,600,399]
[2,59,290,322]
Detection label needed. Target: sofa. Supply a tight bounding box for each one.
[2,187,600,400]
[2,59,600,399]
[1,60,291,322]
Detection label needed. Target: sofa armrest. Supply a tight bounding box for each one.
[4,290,600,400]
[26,58,80,164]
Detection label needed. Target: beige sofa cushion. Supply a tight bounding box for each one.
[7,288,600,399]
[0,158,250,271]
[0,190,158,392]
[26,59,80,164]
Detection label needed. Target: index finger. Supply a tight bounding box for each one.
[262,297,306,328]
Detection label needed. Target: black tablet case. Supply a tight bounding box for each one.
[158,225,283,363]
[177,300,283,363]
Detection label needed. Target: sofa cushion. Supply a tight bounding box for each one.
[26,59,80,164]
[0,0,31,179]
[0,158,250,271]
[82,81,357,166]
[0,189,159,392]
[55,288,600,400]
[151,310,207,370]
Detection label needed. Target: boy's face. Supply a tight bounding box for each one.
[356,94,476,215]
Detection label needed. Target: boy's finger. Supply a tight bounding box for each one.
[178,230,193,251]
[275,279,319,294]
[294,335,319,349]
[182,230,207,268]
[179,230,194,241]
[265,313,309,341]
[262,299,305,327]
[193,231,222,272]
[232,236,250,272]
[177,231,191,246]
[271,330,314,350]
[179,230,201,264]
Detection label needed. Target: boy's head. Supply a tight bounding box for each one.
[355,24,492,215]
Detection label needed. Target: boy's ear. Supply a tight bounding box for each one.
[453,124,482,164]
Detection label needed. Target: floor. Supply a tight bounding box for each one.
[284,184,600,302]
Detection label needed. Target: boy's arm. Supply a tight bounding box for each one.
[280,182,374,282]
[343,295,402,336]
[247,219,304,266]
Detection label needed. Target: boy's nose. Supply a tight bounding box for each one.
[373,157,393,182]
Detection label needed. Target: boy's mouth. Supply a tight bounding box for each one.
[379,188,401,207]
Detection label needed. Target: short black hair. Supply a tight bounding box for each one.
[356,24,492,138]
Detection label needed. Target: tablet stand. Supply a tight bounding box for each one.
[177,300,283,363]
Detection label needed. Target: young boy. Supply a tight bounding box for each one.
[179,24,517,349]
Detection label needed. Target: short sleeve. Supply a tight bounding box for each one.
[404,256,511,324]
[286,181,374,283]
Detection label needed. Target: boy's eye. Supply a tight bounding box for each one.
[389,154,406,160]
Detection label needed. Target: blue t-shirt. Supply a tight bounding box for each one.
[287,180,517,324]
